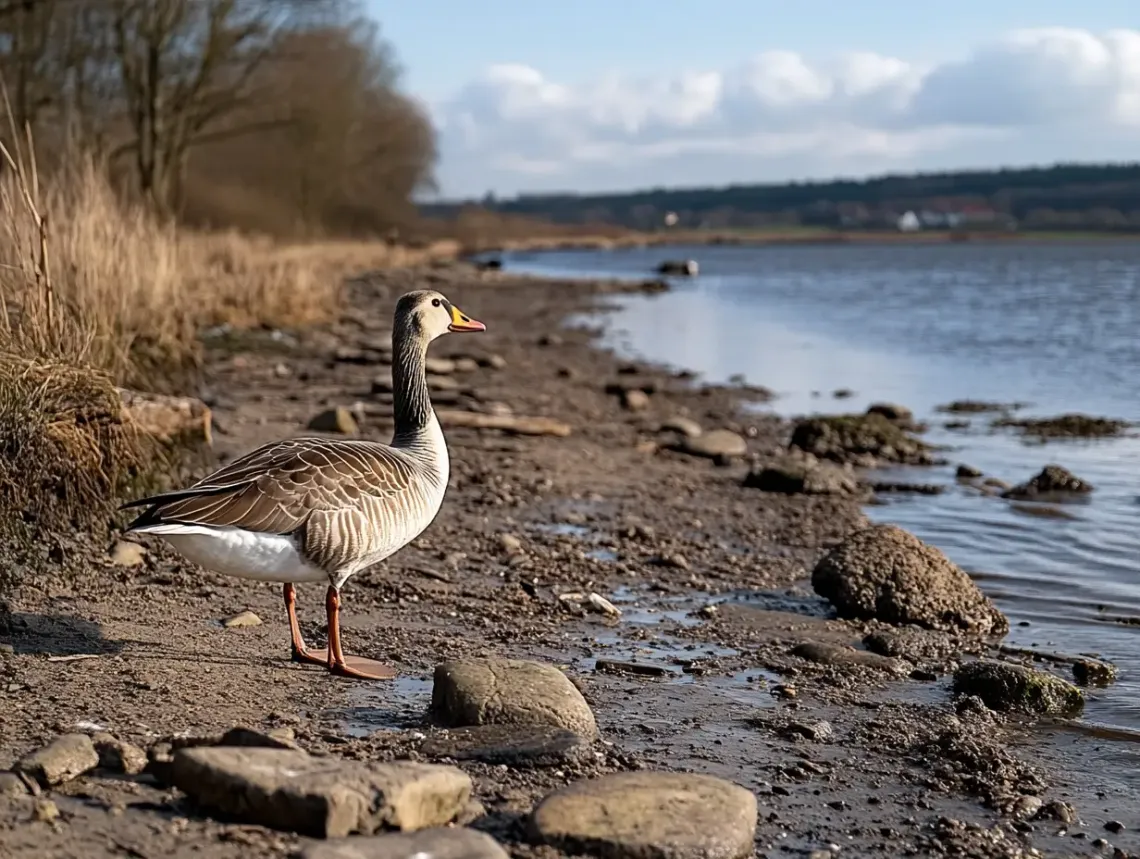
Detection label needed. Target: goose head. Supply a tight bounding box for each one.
[396,289,486,342]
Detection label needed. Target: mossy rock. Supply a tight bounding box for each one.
[789,413,933,465]
[992,413,1130,439]
[953,661,1084,718]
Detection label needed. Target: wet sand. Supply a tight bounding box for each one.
[0,263,1135,858]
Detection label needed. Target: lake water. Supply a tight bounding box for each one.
[506,241,1140,737]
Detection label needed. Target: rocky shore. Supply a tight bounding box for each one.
[0,263,1134,858]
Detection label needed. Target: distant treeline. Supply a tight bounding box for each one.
[423,164,1140,233]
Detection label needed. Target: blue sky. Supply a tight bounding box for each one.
[365,1,1140,198]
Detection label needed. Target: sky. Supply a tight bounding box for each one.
[365,1,1140,200]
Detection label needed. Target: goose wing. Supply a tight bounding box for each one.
[122,438,422,570]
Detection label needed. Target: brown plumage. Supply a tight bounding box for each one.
[119,289,486,680]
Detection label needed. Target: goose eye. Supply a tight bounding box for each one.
[431,298,441,307]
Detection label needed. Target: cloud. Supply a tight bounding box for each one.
[432,28,1140,197]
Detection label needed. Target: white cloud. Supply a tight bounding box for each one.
[432,28,1140,197]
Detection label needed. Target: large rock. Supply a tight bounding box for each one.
[431,658,597,739]
[1002,464,1093,499]
[953,661,1084,718]
[171,747,470,838]
[812,524,1008,635]
[743,455,859,496]
[530,772,757,859]
[297,828,508,859]
[790,414,933,466]
[14,733,99,787]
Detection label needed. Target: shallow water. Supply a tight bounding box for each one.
[508,240,1140,736]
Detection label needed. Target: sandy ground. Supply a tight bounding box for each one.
[0,263,1136,858]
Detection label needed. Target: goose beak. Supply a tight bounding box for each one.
[448,305,486,333]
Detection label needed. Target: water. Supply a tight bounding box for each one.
[508,240,1140,734]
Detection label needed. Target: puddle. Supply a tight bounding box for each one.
[533,522,592,537]
[586,548,618,562]
[329,675,432,738]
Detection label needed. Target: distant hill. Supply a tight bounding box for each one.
[422,164,1140,233]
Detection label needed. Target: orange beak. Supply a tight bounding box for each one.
[448,304,486,333]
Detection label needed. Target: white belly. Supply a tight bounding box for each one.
[136,524,328,583]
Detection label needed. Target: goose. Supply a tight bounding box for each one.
[119,289,485,680]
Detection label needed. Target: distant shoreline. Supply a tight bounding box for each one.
[470,227,1140,256]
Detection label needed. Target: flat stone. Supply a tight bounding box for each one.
[307,407,359,435]
[298,827,509,859]
[658,416,702,438]
[171,747,471,838]
[791,641,909,676]
[219,726,300,750]
[674,429,747,460]
[223,610,263,628]
[424,357,456,375]
[14,733,99,787]
[431,658,597,739]
[420,724,592,768]
[109,540,147,567]
[531,771,757,859]
[93,733,148,774]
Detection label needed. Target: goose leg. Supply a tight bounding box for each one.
[324,585,398,680]
[284,583,325,666]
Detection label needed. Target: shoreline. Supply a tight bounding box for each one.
[0,262,1135,858]
[468,227,1140,256]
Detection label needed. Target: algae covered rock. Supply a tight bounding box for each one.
[953,661,1084,718]
[789,413,933,466]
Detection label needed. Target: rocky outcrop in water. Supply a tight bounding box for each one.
[812,524,1008,635]
[1002,464,1094,499]
[789,414,934,466]
[992,413,1130,439]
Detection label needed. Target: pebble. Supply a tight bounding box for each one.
[307,407,359,435]
[171,747,471,838]
[15,733,99,787]
[498,534,523,556]
[673,429,747,460]
[223,610,263,629]
[530,771,757,859]
[93,733,148,775]
[595,659,669,678]
[453,357,480,373]
[431,658,598,739]
[481,354,507,370]
[659,415,703,438]
[424,357,456,375]
[586,592,621,617]
[297,828,509,859]
[621,389,650,411]
[109,540,147,567]
[956,464,983,479]
[791,641,909,676]
[33,799,59,823]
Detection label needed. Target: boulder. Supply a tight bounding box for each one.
[431,658,597,739]
[812,524,1008,635]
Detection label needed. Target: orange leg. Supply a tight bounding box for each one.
[324,585,398,680]
[284,583,325,666]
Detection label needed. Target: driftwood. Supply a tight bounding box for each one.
[436,409,571,437]
[119,390,212,447]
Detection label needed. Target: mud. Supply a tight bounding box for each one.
[1,263,1137,858]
